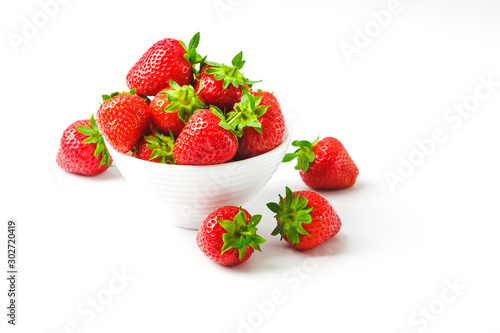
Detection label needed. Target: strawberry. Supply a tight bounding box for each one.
[197,206,266,266]
[267,187,341,250]
[228,91,285,159]
[56,115,112,176]
[126,32,202,97]
[95,91,150,154]
[194,52,259,112]
[149,80,206,137]
[283,137,359,190]
[134,130,175,164]
[172,107,238,165]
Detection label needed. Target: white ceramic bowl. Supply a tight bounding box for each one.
[105,125,291,229]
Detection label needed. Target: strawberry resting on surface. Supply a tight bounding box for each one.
[283,137,359,190]
[56,115,112,176]
[95,90,150,154]
[267,187,341,250]
[126,32,202,97]
[197,206,266,266]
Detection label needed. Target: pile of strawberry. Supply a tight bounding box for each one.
[56,32,360,267]
[57,33,286,175]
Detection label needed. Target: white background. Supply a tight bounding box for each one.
[1,0,500,332]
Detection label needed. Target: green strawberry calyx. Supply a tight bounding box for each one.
[77,114,112,168]
[179,32,205,77]
[209,105,239,143]
[267,187,313,246]
[218,208,266,261]
[282,137,320,172]
[160,80,206,124]
[204,51,261,91]
[145,130,176,164]
[225,93,270,137]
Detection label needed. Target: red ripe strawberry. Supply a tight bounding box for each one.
[134,130,175,164]
[267,187,341,250]
[228,91,285,159]
[95,91,150,154]
[149,80,206,137]
[172,107,238,165]
[197,206,266,266]
[283,137,359,190]
[56,115,112,176]
[126,32,202,97]
[194,52,259,112]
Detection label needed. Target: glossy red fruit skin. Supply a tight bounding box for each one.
[96,94,150,154]
[56,120,112,176]
[173,109,237,165]
[194,65,242,111]
[149,92,185,137]
[197,206,254,266]
[236,91,285,159]
[126,38,193,97]
[300,137,359,190]
[286,191,341,250]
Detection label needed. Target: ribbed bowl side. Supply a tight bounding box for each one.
[106,126,291,229]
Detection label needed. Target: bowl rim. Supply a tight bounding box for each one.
[105,123,292,170]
